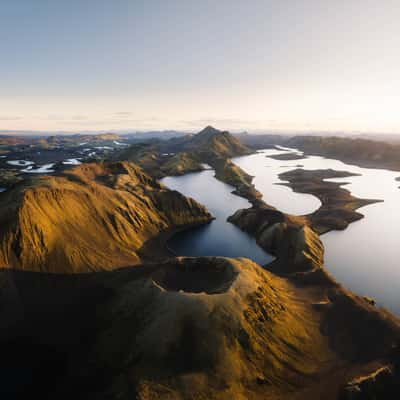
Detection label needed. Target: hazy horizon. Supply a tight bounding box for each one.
[3,127,400,138]
[1,0,400,133]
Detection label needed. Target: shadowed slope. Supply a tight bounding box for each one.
[0,257,341,400]
[2,256,398,399]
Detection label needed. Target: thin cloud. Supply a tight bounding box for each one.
[61,116,170,128]
[0,115,22,120]
[45,114,88,121]
[71,115,88,120]
[180,118,280,129]
[113,112,133,117]
[181,118,251,126]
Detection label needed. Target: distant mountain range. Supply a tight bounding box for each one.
[0,129,189,139]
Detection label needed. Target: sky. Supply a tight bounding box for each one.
[1,0,400,133]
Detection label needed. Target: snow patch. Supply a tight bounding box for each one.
[22,164,55,174]
[63,158,82,165]
[7,160,34,167]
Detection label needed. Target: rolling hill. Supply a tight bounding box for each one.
[0,161,211,273]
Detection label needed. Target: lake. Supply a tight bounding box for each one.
[233,149,400,314]
[161,149,400,314]
[161,170,273,265]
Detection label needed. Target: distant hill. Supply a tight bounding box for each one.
[124,130,188,140]
[86,133,120,141]
[46,133,121,145]
[0,136,31,145]
[287,135,400,170]
[234,132,289,149]
[183,125,251,158]
[230,133,400,171]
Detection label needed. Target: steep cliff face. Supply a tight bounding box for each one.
[0,162,211,273]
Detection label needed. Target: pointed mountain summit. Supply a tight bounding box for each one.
[187,126,251,158]
[196,125,221,137]
[115,126,252,178]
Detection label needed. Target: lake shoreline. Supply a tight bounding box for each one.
[277,168,381,234]
[161,160,400,397]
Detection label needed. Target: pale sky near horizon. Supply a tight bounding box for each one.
[1,0,400,133]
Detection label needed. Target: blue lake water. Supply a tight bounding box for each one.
[161,170,274,265]
[162,149,400,314]
[233,149,400,314]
